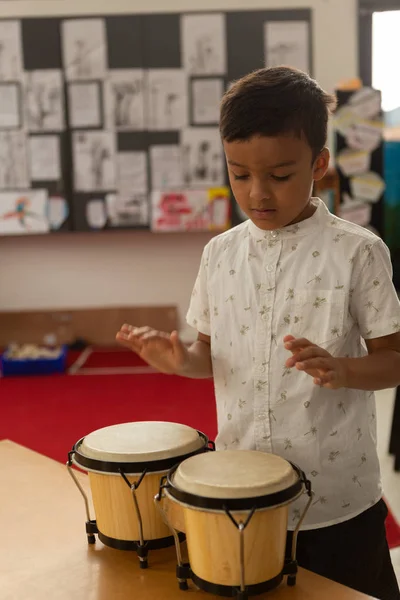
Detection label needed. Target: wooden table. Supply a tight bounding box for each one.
[0,440,376,600]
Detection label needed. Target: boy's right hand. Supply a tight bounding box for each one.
[115,324,189,375]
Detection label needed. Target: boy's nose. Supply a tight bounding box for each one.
[249,180,271,204]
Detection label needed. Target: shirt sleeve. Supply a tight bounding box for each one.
[186,243,211,336]
[350,238,400,339]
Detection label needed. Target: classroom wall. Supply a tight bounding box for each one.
[0,0,358,341]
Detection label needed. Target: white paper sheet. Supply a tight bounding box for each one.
[24,70,64,132]
[350,172,386,203]
[265,21,310,72]
[62,19,107,81]
[0,21,23,82]
[0,131,29,189]
[336,149,371,177]
[48,196,68,230]
[105,70,145,130]
[147,69,188,131]
[0,84,20,128]
[346,119,383,152]
[86,199,107,229]
[181,13,227,75]
[73,131,116,192]
[192,78,223,125]
[68,82,102,128]
[181,128,225,188]
[29,135,61,181]
[150,145,184,190]
[117,152,148,196]
[349,88,382,120]
[339,199,372,227]
[106,192,149,227]
[0,189,49,235]
[333,106,359,137]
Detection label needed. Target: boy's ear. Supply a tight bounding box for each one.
[312,148,330,182]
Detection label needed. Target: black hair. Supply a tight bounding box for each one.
[220,66,337,159]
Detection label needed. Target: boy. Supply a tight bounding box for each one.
[117,67,400,600]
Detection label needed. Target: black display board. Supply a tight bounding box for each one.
[0,9,312,234]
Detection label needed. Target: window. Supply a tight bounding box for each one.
[372,10,400,112]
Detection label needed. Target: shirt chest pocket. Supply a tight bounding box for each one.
[285,289,346,346]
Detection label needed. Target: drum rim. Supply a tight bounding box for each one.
[165,461,305,511]
[70,430,210,475]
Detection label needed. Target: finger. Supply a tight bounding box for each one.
[285,346,329,368]
[283,335,296,343]
[120,323,135,334]
[116,332,130,346]
[296,357,333,371]
[314,371,337,387]
[284,337,314,351]
[170,330,186,362]
[115,332,141,352]
[130,326,153,338]
[140,332,172,353]
[140,329,169,342]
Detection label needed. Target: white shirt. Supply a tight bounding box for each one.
[186,198,400,530]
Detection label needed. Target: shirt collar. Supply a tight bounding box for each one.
[246,198,332,240]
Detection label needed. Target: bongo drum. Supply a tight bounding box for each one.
[67,421,212,568]
[157,450,312,598]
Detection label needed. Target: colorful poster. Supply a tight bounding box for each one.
[151,187,230,232]
[0,190,49,235]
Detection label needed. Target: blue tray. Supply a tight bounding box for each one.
[0,345,67,377]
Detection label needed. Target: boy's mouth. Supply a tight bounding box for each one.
[251,208,277,221]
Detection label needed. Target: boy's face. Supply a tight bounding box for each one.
[224,134,330,231]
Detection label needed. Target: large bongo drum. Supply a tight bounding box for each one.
[67,421,212,568]
[157,450,312,598]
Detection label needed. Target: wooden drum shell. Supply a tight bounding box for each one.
[167,494,289,587]
[88,471,172,542]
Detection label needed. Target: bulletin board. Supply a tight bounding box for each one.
[0,9,312,236]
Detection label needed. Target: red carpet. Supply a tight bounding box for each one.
[386,503,400,550]
[68,347,148,369]
[1,353,400,550]
[0,372,217,464]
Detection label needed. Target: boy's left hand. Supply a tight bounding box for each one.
[284,335,348,390]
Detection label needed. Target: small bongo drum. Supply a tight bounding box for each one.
[67,421,212,568]
[156,450,312,598]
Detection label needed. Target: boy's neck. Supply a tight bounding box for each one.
[287,199,317,227]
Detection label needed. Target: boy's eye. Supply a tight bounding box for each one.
[233,173,249,181]
[271,174,292,182]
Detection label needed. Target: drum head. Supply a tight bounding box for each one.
[173,450,298,500]
[79,421,204,463]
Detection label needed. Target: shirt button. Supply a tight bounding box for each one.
[271,231,278,239]
[256,412,267,421]
[266,265,274,272]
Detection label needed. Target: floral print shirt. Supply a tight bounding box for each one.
[187,198,400,530]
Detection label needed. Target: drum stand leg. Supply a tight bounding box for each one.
[286,487,314,586]
[237,522,248,600]
[173,529,190,591]
[224,506,256,600]
[67,462,97,545]
[154,490,189,591]
[131,487,148,569]
[119,469,149,569]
